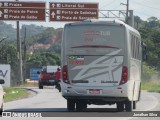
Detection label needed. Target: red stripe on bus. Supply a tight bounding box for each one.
[72,45,119,49]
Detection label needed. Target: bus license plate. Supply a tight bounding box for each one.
[87,89,102,94]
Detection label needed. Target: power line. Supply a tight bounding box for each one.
[100,0,117,9]
[132,0,160,11]
[134,10,154,18]
[141,0,156,4]
[112,4,122,10]
[131,0,160,19]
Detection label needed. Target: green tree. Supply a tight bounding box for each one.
[27,51,60,67]
[0,42,18,84]
[36,27,56,44]
[0,21,16,41]
[139,18,160,71]
[21,24,46,38]
[145,17,159,28]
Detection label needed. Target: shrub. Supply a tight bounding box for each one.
[142,62,157,81]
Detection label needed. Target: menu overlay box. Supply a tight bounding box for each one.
[0,2,46,21]
[50,2,99,21]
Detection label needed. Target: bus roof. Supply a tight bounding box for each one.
[64,19,140,36]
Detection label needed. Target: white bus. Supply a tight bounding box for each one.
[61,19,142,112]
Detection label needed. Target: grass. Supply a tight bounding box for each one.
[4,87,29,102]
[141,81,160,93]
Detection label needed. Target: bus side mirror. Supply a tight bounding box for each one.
[142,42,148,61]
[0,79,5,84]
[143,52,147,61]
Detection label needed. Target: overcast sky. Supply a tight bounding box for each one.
[2,0,160,28]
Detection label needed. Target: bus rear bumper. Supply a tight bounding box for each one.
[61,82,129,99]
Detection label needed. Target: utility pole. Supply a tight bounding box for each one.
[120,0,129,24]
[16,0,23,85]
[126,0,129,24]
[23,27,27,83]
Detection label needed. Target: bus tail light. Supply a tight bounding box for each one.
[62,65,70,84]
[119,66,128,85]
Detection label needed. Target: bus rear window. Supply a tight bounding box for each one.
[65,25,125,49]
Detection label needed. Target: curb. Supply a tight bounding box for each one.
[13,87,39,98]
[19,87,38,95]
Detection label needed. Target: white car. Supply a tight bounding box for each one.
[0,79,5,115]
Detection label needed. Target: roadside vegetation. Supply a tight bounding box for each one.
[4,87,29,102]
[141,81,160,93]
[142,62,160,92]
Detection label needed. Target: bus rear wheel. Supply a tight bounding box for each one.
[117,102,124,112]
[76,100,87,111]
[125,100,132,112]
[67,99,75,111]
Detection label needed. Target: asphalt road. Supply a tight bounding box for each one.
[1,86,160,120]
